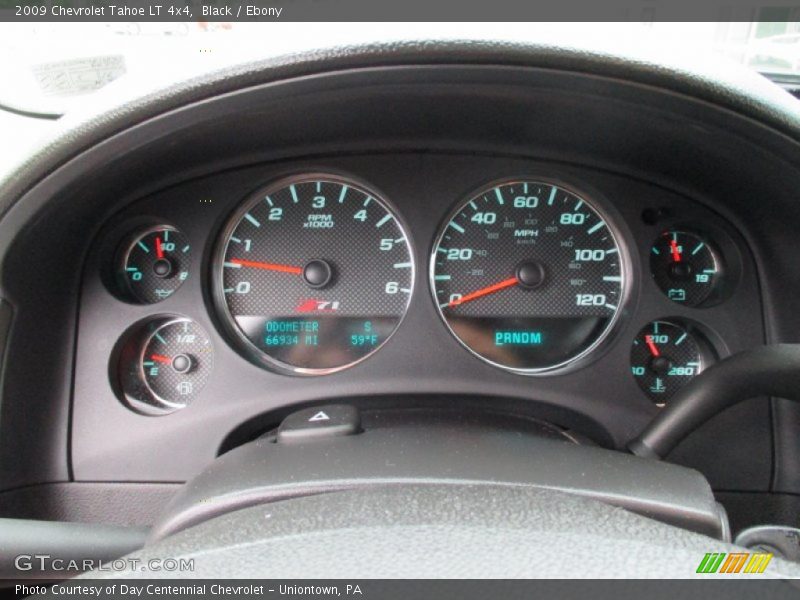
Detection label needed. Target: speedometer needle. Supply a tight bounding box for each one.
[449,276,519,307]
[229,258,303,275]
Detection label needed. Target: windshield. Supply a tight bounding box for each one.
[1,21,799,117]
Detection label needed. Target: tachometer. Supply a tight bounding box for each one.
[213,174,413,374]
[431,179,627,373]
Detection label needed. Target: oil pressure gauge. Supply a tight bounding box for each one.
[118,225,191,304]
[118,317,213,415]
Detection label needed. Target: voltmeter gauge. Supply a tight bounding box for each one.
[119,226,191,304]
[650,231,722,307]
[630,320,713,405]
[118,317,213,415]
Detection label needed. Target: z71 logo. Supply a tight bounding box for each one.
[295,299,341,313]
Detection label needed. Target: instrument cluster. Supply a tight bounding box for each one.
[93,163,747,417]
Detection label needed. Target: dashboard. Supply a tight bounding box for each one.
[2,52,800,533]
[72,153,763,484]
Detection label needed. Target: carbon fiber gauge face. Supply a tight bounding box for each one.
[431,180,626,373]
[630,320,709,405]
[214,175,413,374]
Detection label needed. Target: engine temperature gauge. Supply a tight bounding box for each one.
[630,320,713,405]
[119,226,191,304]
[118,317,213,415]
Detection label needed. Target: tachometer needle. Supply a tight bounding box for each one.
[151,354,172,364]
[155,237,164,259]
[669,239,681,263]
[644,335,660,357]
[449,276,519,307]
[229,258,303,274]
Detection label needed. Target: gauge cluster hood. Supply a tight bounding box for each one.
[2,38,800,217]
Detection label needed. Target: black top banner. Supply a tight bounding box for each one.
[2,0,799,22]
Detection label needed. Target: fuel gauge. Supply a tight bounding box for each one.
[630,320,714,405]
[118,317,213,415]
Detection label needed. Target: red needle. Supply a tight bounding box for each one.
[644,335,660,357]
[151,354,172,364]
[449,276,519,307]
[229,258,303,275]
[669,239,681,263]
[155,236,164,259]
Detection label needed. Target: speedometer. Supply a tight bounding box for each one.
[430,179,627,373]
[213,174,413,374]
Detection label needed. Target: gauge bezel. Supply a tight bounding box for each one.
[210,172,415,376]
[117,224,190,304]
[429,176,633,376]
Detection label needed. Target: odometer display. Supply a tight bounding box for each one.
[431,179,626,373]
[214,175,413,374]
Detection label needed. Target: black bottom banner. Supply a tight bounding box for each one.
[9,579,800,600]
